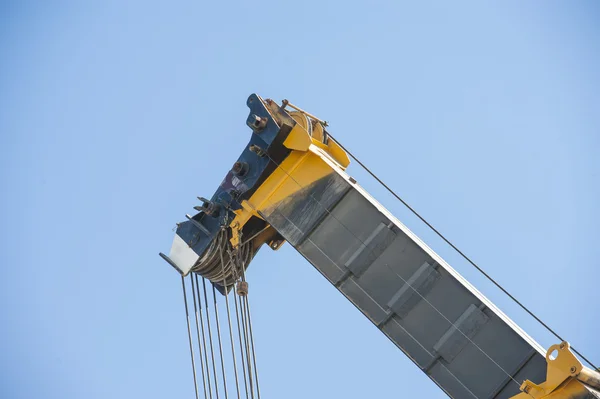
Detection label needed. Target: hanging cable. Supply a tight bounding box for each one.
[212,284,229,399]
[202,278,221,399]
[233,244,254,399]
[237,291,255,399]
[219,240,242,399]
[232,273,252,399]
[230,242,252,399]
[191,275,209,399]
[326,132,598,371]
[235,252,255,399]
[243,294,261,399]
[238,266,261,399]
[229,250,250,399]
[181,276,200,399]
[241,296,259,399]
[194,274,215,399]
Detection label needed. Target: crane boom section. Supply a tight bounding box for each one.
[257,134,548,399]
[162,94,599,398]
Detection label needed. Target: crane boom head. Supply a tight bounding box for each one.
[160,94,349,293]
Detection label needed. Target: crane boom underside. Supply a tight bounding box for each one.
[259,153,549,399]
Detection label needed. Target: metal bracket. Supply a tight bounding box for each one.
[159,252,184,275]
[512,342,600,399]
[185,214,210,236]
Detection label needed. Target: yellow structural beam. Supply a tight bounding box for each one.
[229,113,348,248]
[512,342,600,399]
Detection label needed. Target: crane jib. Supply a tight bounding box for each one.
[160,94,600,399]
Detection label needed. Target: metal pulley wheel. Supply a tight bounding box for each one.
[289,111,325,143]
[236,281,249,296]
[189,228,254,289]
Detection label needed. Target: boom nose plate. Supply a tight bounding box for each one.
[168,234,200,275]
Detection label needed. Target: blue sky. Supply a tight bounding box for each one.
[1,1,599,398]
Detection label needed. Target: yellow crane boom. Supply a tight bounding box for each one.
[161,94,599,398]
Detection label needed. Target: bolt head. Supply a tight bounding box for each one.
[247,114,267,131]
[249,144,265,157]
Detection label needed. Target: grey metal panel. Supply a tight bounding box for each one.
[381,314,437,368]
[434,304,489,363]
[338,277,389,325]
[387,261,441,319]
[261,172,350,246]
[495,354,547,398]
[428,361,481,398]
[263,163,548,398]
[344,222,396,277]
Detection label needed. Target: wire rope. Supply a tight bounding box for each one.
[202,277,221,399]
[191,275,210,398]
[212,284,229,399]
[181,276,200,399]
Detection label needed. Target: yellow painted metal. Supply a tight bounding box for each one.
[515,377,597,399]
[288,111,326,149]
[512,342,600,399]
[288,110,349,167]
[228,112,347,248]
[325,137,350,168]
[311,119,325,143]
[283,118,312,151]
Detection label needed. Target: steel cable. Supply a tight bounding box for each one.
[238,265,261,399]
[181,276,200,399]
[242,295,261,399]
[202,277,221,399]
[219,236,243,399]
[194,274,215,399]
[238,293,255,398]
[191,275,210,399]
[212,284,229,399]
[233,283,251,399]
